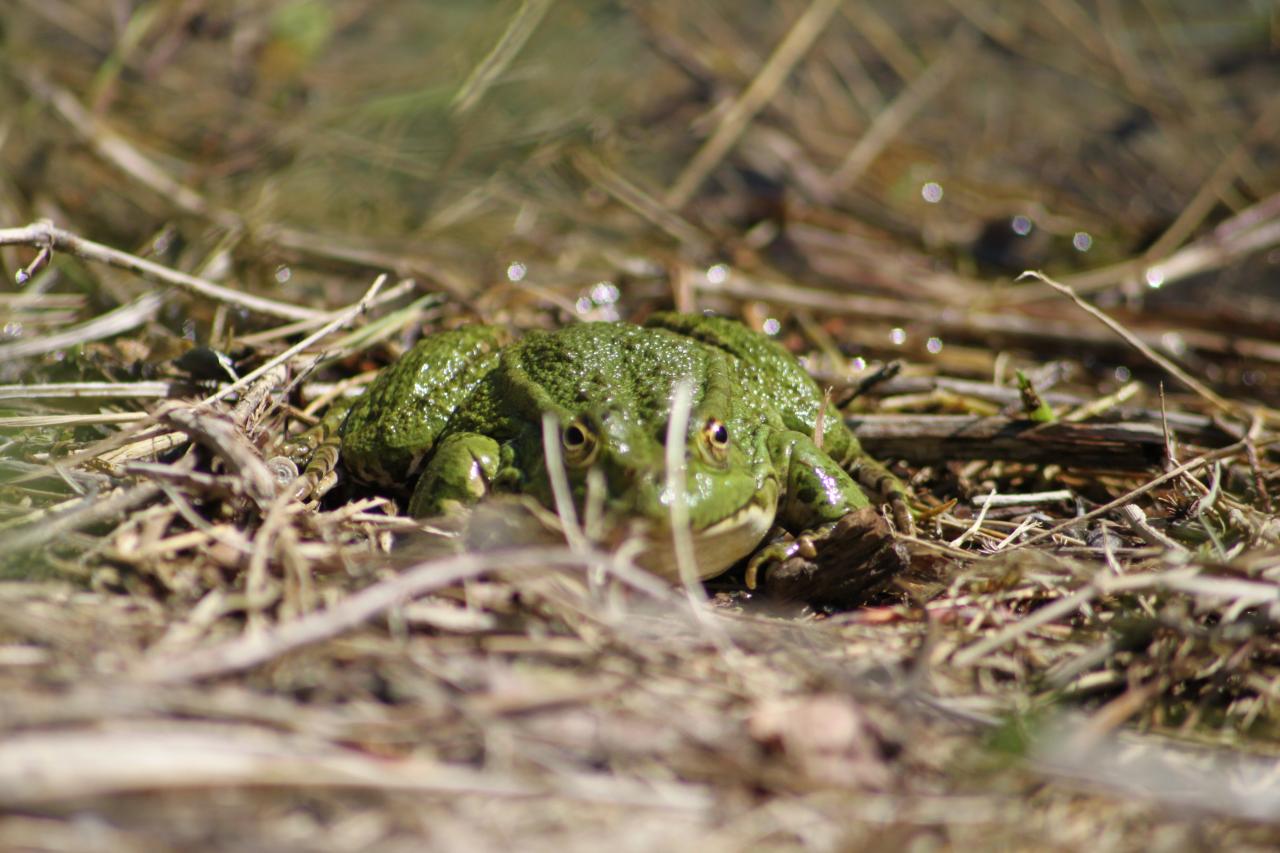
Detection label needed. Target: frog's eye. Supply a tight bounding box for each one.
[702,418,730,457]
[561,418,598,465]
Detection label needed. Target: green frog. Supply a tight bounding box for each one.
[331,313,906,583]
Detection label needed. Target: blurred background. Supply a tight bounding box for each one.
[1,1,1278,390]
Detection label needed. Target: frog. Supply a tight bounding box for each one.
[330,312,907,584]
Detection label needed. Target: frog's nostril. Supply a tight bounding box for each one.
[626,470,666,514]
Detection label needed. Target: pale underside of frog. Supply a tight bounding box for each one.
[333,313,906,583]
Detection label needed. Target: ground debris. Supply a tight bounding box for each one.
[4,0,1280,848]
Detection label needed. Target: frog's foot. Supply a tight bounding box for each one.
[288,439,342,503]
[407,432,502,518]
[745,525,826,590]
[753,508,908,608]
[278,397,356,503]
[278,421,328,470]
[885,491,914,536]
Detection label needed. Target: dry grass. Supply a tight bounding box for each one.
[3,1,1280,849]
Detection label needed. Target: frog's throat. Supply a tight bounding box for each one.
[634,478,780,581]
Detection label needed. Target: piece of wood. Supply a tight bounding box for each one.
[760,508,907,607]
[848,414,1236,469]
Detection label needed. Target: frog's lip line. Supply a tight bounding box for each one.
[631,491,779,581]
[611,495,777,539]
[623,476,780,536]
[692,499,777,547]
[691,491,778,538]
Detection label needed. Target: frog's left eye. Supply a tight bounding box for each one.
[702,418,730,456]
[561,418,598,466]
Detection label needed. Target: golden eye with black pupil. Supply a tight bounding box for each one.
[702,418,730,457]
[563,423,586,448]
[561,418,597,465]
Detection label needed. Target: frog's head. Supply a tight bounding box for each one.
[532,396,779,581]
[509,323,782,579]
[545,405,779,580]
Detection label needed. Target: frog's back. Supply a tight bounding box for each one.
[644,313,858,462]
[340,326,508,485]
[501,322,711,424]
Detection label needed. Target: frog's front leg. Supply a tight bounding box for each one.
[407,432,502,517]
[775,430,872,529]
[746,431,871,588]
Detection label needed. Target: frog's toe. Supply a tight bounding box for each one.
[744,522,844,589]
[744,535,801,590]
[300,468,340,503]
[889,493,915,535]
[795,534,819,559]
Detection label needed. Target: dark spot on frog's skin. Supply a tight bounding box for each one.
[796,486,817,504]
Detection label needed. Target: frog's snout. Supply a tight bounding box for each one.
[613,468,669,520]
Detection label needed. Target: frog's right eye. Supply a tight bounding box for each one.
[561,418,598,466]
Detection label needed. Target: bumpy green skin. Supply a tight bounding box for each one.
[339,326,508,487]
[339,314,877,577]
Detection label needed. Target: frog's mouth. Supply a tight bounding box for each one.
[631,479,780,582]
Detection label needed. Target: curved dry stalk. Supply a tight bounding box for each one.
[199,274,387,406]
[0,223,320,322]
[1022,270,1244,418]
